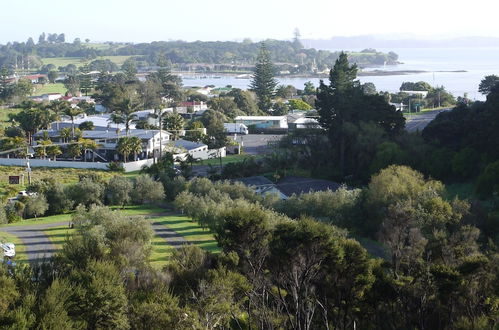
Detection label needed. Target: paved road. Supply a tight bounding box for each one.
[1,214,188,262]
[1,222,65,262]
[405,108,451,132]
[232,134,283,154]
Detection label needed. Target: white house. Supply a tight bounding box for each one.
[235,116,288,129]
[34,129,171,161]
[41,93,63,101]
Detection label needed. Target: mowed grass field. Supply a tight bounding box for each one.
[0,205,219,269]
[197,154,259,166]
[34,83,67,95]
[0,108,21,127]
[41,55,134,68]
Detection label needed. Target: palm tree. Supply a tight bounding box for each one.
[116,137,132,163]
[67,143,82,161]
[118,97,140,135]
[50,100,71,131]
[0,137,27,158]
[46,145,62,161]
[60,127,72,143]
[108,113,125,130]
[128,136,142,161]
[80,138,100,162]
[35,139,52,159]
[64,107,83,140]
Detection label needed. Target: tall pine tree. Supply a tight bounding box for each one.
[250,42,277,112]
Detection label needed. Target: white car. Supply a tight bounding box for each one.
[1,243,16,258]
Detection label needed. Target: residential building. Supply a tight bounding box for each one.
[235,116,288,129]
[34,129,171,161]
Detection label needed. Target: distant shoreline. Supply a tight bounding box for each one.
[175,69,467,80]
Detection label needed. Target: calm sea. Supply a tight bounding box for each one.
[181,48,499,101]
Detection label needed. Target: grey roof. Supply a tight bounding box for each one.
[173,139,207,151]
[34,129,170,140]
[275,176,341,197]
[233,175,273,187]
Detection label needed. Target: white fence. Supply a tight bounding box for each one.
[121,159,155,172]
[0,158,109,170]
[0,147,227,172]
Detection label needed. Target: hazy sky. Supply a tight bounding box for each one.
[1,0,498,43]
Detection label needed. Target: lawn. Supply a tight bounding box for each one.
[0,231,27,263]
[197,154,260,166]
[2,213,73,227]
[34,83,67,95]
[152,215,219,253]
[0,108,21,127]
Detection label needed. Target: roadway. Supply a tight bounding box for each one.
[404,108,451,132]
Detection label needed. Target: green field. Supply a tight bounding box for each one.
[41,55,134,69]
[34,83,67,95]
[0,108,21,127]
[198,154,260,166]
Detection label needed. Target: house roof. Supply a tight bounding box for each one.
[233,176,273,187]
[34,129,170,140]
[172,139,207,151]
[275,176,341,197]
[235,116,287,121]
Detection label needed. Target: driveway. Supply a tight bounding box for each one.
[1,215,188,263]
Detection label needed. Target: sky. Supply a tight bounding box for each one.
[1,0,498,44]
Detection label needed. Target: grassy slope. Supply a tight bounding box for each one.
[197,154,260,166]
[0,108,21,127]
[34,83,67,95]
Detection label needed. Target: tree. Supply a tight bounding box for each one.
[121,58,138,81]
[317,52,404,178]
[184,120,205,142]
[13,106,50,144]
[64,74,80,95]
[47,70,58,83]
[78,121,94,130]
[64,106,83,140]
[106,176,132,208]
[128,136,142,161]
[79,64,93,96]
[116,137,132,162]
[37,279,76,329]
[68,178,105,208]
[250,42,278,112]
[132,175,165,204]
[24,194,48,218]
[162,113,184,140]
[69,260,129,329]
[478,74,499,95]
[288,98,312,110]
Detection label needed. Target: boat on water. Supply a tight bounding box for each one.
[235,74,251,79]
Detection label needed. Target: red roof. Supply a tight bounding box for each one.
[23,74,47,80]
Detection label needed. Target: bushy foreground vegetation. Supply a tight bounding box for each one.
[2,165,497,329]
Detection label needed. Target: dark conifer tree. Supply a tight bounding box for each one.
[250,42,277,112]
